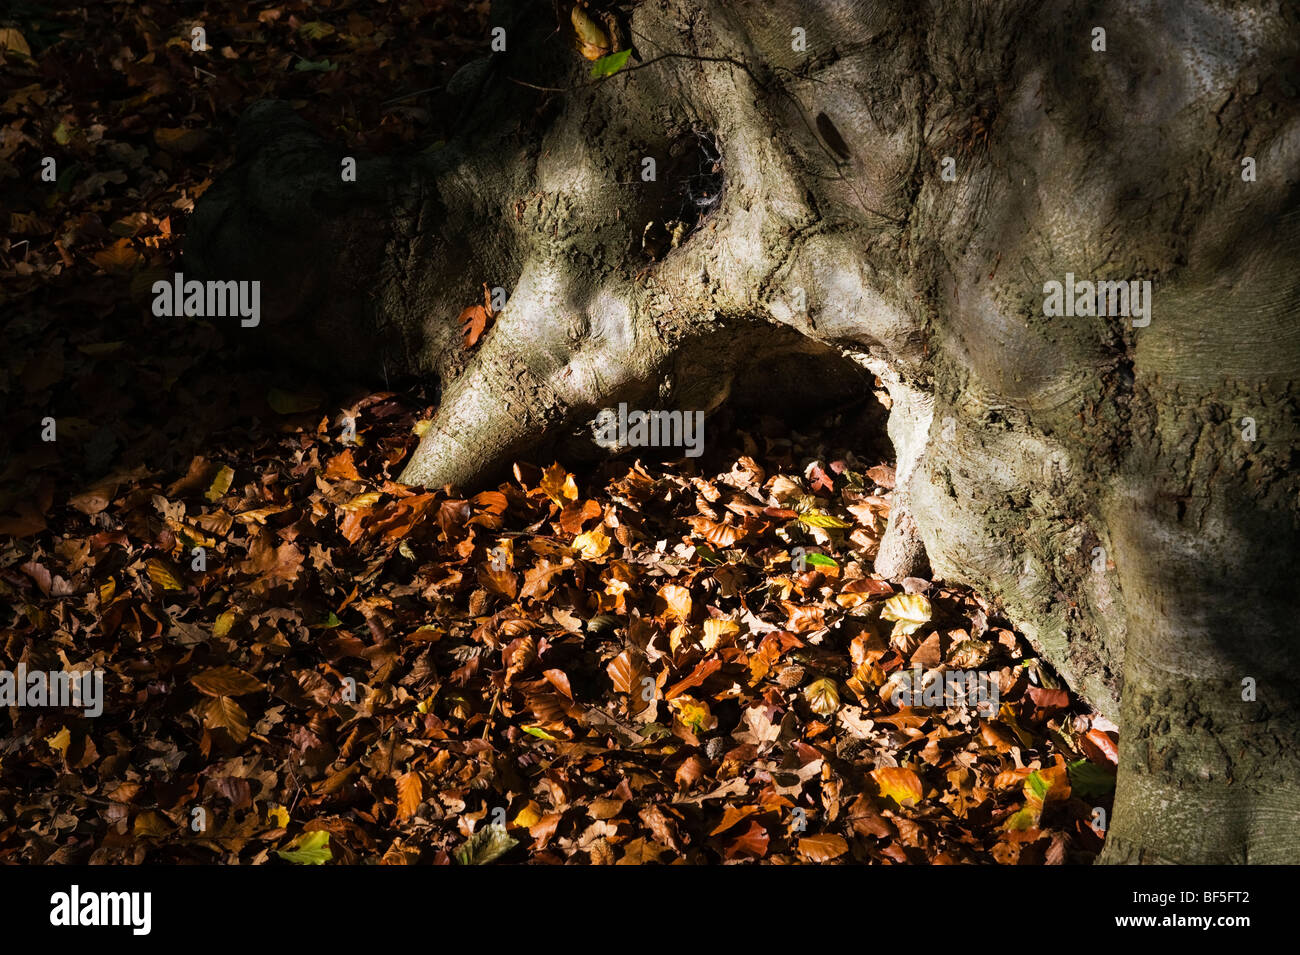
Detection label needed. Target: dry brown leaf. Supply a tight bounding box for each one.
[396,771,423,821]
[191,666,265,697]
[686,515,743,546]
[658,583,693,622]
[460,303,491,349]
[798,833,849,862]
[204,696,250,743]
[606,650,648,698]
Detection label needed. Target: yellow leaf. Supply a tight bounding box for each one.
[212,610,238,638]
[658,583,692,622]
[670,696,714,732]
[297,20,336,39]
[266,804,290,829]
[804,677,840,716]
[570,6,610,59]
[701,618,739,651]
[411,419,432,438]
[132,811,171,838]
[147,557,183,591]
[276,830,332,865]
[513,800,543,829]
[540,464,579,506]
[572,527,610,560]
[342,491,382,511]
[880,593,932,638]
[206,465,234,502]
[46,726,71,755]
[871,766,924,806]
[798,511,852,529]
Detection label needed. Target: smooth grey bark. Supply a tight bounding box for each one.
[188,0,1300,862]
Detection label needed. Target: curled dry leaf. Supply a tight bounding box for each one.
[881,592,932,640]
[572,527,611,560]
[686,515,743,547]
[804,678,841,716]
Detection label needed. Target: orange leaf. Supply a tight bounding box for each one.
[665,657,722,701]
[798,833,849,862]
[724,820,769,860]
[606,650,647,697]
[686,516,744,547]
[153,126,209,155]
[539,464,579,506]
[477,562,518,599]
[709,804,759,836]
[1083,728,1120,767]
[324,449,362,481]
[460,303,492,349]
[396,771,423,821]
[784,603,826,633]
[543,668,573,700]
[871,766,924,806]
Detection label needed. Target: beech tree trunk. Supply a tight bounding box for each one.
[187,0,1300,863]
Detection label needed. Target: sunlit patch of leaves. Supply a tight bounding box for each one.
[0,387,1117,863]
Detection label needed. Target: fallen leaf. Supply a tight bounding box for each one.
[799,833,848,862]
[881,593,932,639]
[872,766,924,807]
[396,772,423,821]
[276,830,332,864]
[460,303,492,348]
[191,666,264,697]
[456,825,517,865]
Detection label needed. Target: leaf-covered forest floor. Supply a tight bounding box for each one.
[1,0,1116,863]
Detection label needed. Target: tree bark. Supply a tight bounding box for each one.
[187,0,1300,862]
